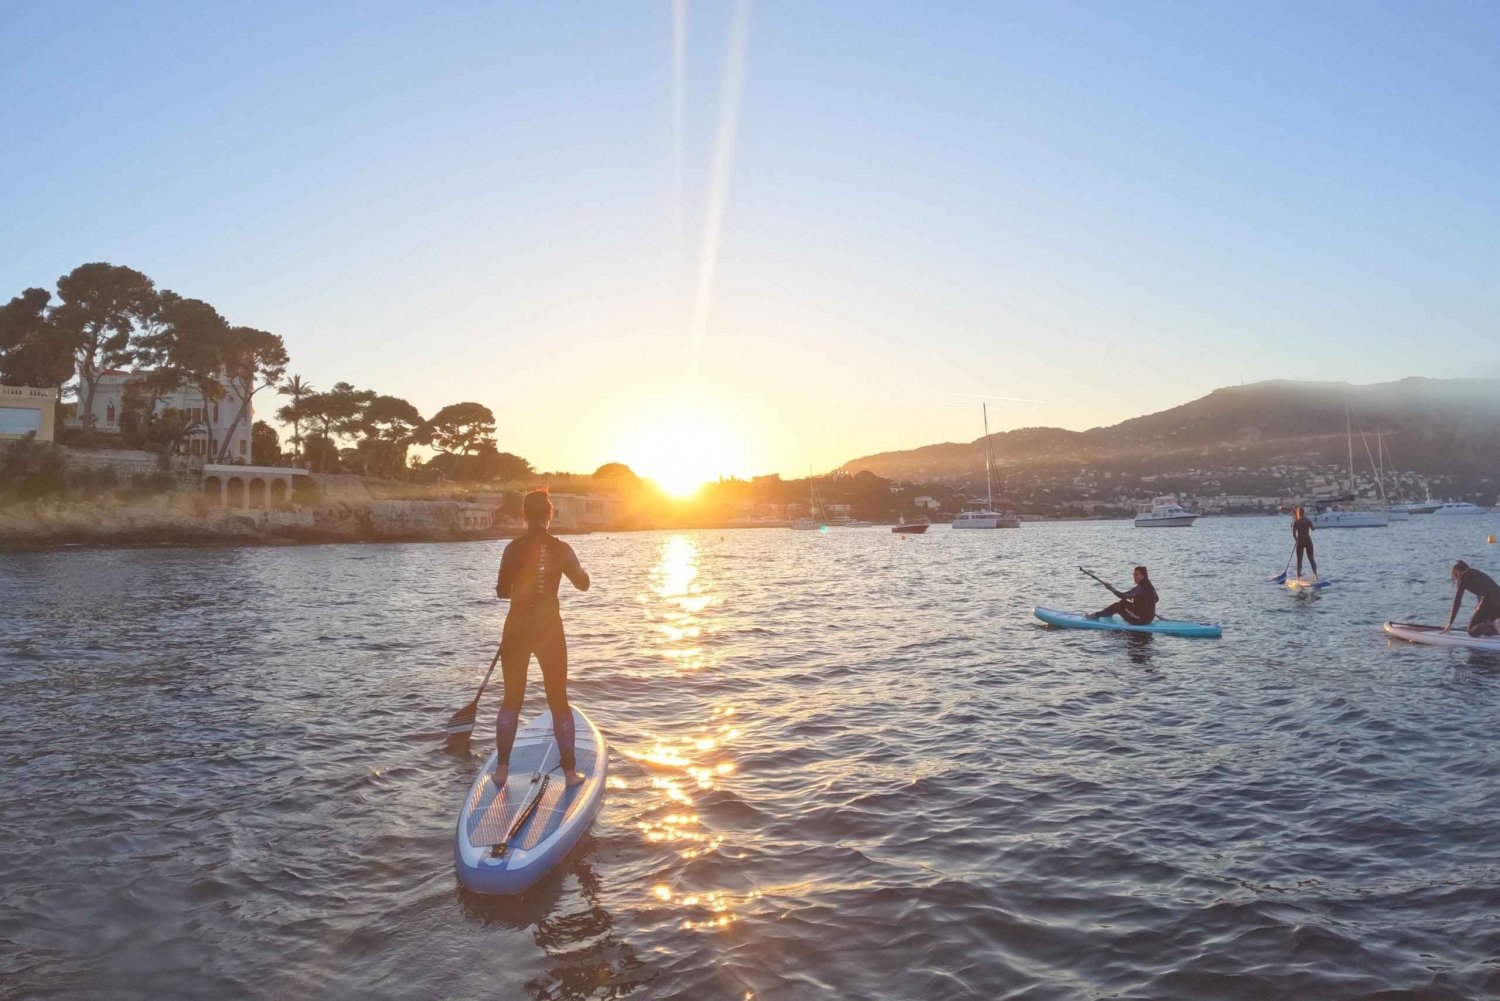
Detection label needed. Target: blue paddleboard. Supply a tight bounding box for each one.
[454,707,608,894]
[1033,605,1224,639]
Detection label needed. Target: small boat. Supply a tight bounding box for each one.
[1033,606,1223,638]
[1134,496,1198,528]
[454,707,608,894]
[892,517,929,534]
[1432,501,1490,516]
[1383,621,1500,651]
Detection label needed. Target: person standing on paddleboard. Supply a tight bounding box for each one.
[1085,566,1158,625]
[492,490,591,789]
[1292,506,1317,580]
[1443,560,1500,638]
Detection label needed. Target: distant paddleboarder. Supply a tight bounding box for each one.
[492,490,591,789]
[1085,565,1158,625]
[1444,560,1500,638]
[1292,506,1318,579]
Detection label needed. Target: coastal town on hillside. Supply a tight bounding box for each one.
[3,264,1495,543]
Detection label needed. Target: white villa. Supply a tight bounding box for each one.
[71,368,253,461]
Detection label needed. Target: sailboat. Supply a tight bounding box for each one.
[1309,411,1388,528]
[953,405,1020,529]
[790,474,827,531]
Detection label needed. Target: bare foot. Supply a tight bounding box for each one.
[490,763,510,789]
[563,768,586,788]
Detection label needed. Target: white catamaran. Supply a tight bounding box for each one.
[952,404,1019,529]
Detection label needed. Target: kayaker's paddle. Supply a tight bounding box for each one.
[447,641,504,736]
[1078,566,1114,591]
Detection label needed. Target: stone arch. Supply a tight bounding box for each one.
[270,479,289,509]
[248,478,267,509]
[204,476,224,506]
[226,477,245,508]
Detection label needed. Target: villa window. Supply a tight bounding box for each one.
[239,440,246,457]
[213,402,219,423]
[106,402,115,424]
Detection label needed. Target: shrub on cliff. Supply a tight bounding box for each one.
[0,435,66,500]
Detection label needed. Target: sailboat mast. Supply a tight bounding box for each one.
[1346,409,1355,496]
[982,404,995,510]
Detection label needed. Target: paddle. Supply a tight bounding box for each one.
[447,641,504,736]
[1078,566,1115,592]
[1270,545,1295,584]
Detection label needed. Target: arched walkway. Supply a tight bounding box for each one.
[270,480,289,508]
[204,476,224,506]
[248,479,267,509]
[226,477,245,508]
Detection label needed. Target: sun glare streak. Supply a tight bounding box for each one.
[689,0,751,370]
[672,0,688,264]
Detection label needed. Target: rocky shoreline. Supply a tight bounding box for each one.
[0,496,522,550]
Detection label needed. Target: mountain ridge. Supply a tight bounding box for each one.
[836,378,1500,490]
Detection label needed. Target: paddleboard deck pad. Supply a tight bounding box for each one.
[454,707,608,894]
[1033,605,1223,638]
[1383,621,1500,651]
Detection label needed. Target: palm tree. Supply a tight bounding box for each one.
[277,374,315,462]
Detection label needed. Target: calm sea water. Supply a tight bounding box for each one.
[4,516,1500,1000]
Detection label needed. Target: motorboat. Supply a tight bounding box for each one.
[892,518,929,535]
[1134,496,1198,527]
[1433,501,1490,516]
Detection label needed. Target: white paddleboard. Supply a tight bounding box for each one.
[454,707,608,894]
[1285,576,1331,591]
[1383,622,1500,651]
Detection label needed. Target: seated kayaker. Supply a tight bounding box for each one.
[1086,565,1158,625]
[1444,560,1500,637]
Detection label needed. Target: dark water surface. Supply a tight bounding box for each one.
[4,517,1500,1000]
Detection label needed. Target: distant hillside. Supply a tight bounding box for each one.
[837,378,1500,489]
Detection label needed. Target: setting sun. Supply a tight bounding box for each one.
[622,408,752,497]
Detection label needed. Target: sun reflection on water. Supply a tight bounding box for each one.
[620,535,754,933]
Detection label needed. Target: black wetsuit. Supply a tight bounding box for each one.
[1099,581,1158,625]
[494,527,589,771]
[1292,515,1317,577]
[1452,567,1500,638]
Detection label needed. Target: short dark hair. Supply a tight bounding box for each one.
[523,489,552,525]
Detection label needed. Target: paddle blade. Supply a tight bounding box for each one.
[446,701,479,735]
[1269,572,1287,583]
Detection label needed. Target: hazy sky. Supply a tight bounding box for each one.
[4,1,1498,479]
